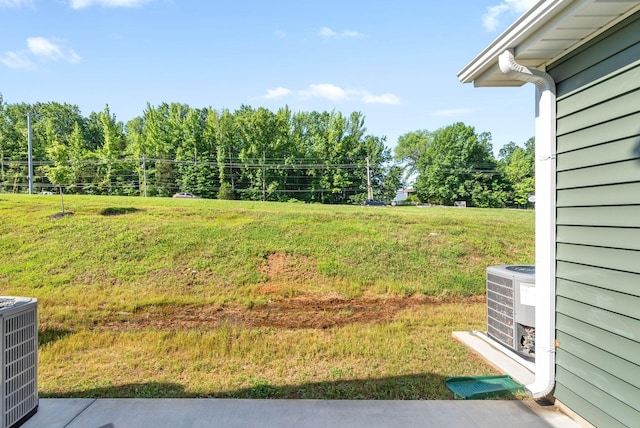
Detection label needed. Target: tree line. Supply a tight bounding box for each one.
[0,94,397,204]
[394,124,535,208]
[0,93,534,207]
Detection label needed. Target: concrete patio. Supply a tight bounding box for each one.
[17,330,586,427]
[22,397,581,428]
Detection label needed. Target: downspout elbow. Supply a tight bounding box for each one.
[499,49,553,91]
[499,49,557,399]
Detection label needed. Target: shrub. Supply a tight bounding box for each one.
[218,183,235,200]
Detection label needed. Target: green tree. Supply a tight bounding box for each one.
[299,110,332,202]
[65,122,90,194]
[499,137,534,206]
[414,122,505,207]
[498,141,518,163]
[124,116,146,196]
[287,111,318,201]
[380,164,403,203]
[0,95,13,190]
[140,103,178,196]
[269,106,299,202]
[95,105,128,194]
[84,111,105,152]
[207,108,238,197]
[524,137,535,159]
[0,92,395,202]
[175,107,216,198]
[506,149,534,206]
[44,120,72,212]
[0,101,82,192]
[360,134,392,203]
[394,129,431,182]
[235,105,282,201]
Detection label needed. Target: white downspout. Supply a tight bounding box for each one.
[499,49,556,399]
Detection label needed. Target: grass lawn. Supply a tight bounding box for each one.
[0,194,534,398]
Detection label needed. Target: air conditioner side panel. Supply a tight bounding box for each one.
[486,268,516,350]
[0,299,38,428]
[514,278,536,327]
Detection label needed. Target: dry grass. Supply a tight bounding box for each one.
[40,301,493,399]
[0,194,534,398]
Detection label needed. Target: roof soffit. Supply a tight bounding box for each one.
[458,0,640,87]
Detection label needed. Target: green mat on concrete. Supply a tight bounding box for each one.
[445,375,525,399]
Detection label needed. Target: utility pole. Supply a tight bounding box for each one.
[27,113,34,195]
[229,148,235,192]
[262,151,266,201]
[142,155,147,197]
[366,156,373,200]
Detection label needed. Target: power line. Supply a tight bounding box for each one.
[1,158,365,169]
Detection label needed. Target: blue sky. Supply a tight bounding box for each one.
[1,0,537,155]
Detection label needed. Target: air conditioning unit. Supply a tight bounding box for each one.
[0,297,38,428]
[486,266,535,360]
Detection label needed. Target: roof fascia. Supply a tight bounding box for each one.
[457,0,578,85]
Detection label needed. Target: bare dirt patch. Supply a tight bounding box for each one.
[257,252,323,295]
[48,211,74,220]
[100,295,485,331]
[98,252,486,332]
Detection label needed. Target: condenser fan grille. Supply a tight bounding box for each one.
[0,298,38,428]
[486,273,515,349]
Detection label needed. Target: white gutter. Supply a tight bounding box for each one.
[458,1,640,87]
[498,49,557,399]
[458,0,571,85]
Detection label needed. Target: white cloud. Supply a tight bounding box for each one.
[0,51,35,69]
[318,27,364,39]
[69,0,152,9]
[434,108,473,118]
[295,83,401,105]
[27,37,81,63]
[361,92,401,105]
[1,37,81,69]
[259,87,292,100]
[256,83,401,105]
[482,0,537,32]
[298,83,349,102]
[0,0,34,7]
[319,27,338,38]
[274,29,287,39]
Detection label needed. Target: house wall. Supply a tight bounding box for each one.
[548,11,640,428]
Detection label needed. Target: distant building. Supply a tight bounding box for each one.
[393,187,414,203]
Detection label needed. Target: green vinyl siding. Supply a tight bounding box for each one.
[557,111,640,153]
[556,243,640,274]
[556,62,640,118]
[557,226,640,251]
[554,383,626,428]
[556,297,640,343]
[550,15,640,95]
[557,136,638,171]
[557,261,639,296]
[557,182,640,206]
[557,159,640,189]
[557,83,640,136]
[547,10,640,426]
[556,312,640,367]
[557,206,640,227]
[555,366,635,428]
[556,336,640,408]
[557,279,640,320]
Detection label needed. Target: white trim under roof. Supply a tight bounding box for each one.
[458,0,640,87]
